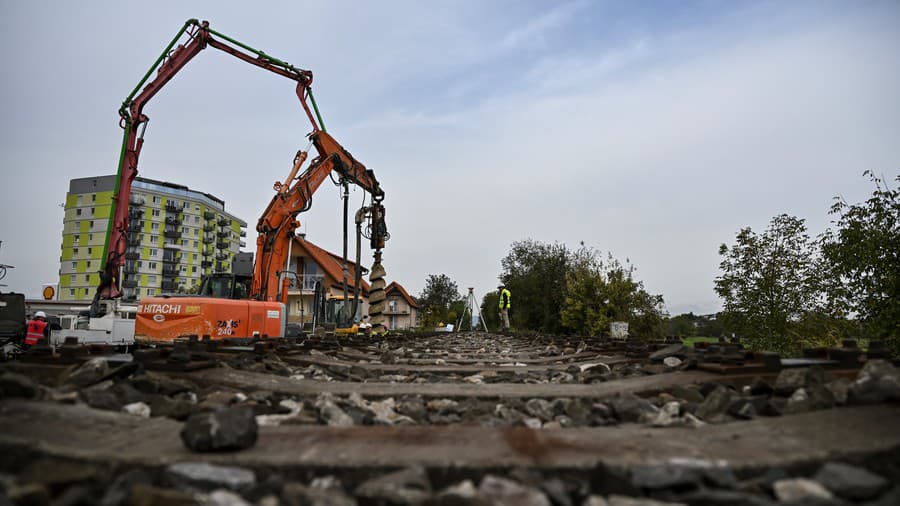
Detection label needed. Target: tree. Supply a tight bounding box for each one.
[418,274,461,328]
[560,246,666,337]
[499,240,570,333]
[480,291,500,331]
[666,313,699,338]
[714,214,818,354]
[820,171,900,351]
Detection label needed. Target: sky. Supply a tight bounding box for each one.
[1,1,898,315]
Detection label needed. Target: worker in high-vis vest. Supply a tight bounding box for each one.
[25,311,50,348]
[497,285,511,332]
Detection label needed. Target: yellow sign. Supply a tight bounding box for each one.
[42,286,55,300]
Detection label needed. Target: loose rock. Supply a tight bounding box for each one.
[180,406,258,452]
[772,478,833,502]
[0,372,40,399]
[813,462,889,501]
[63,357,110,388]
[847,360,900,405]
[695,385,734,422]
[355,466,432,505]
[165,462,256,492]
[478,475,551,506]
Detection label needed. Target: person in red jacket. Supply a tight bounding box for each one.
[24,311,50,348]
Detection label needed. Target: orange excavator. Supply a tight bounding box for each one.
[90,19,388,342]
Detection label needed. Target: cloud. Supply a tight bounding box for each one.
[1,1,898,318]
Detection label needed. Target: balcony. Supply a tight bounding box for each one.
[163,242,181,250]
[203,224,215,232]
[217,217,230,227]
[239,241,246,248]
[216,230,230,239]
[161,280,177,292]
[128,208,144,219]
[216,253,229,261]
[288,274,324,292]
[122,278,138,288]
[162,265,178,277]
[162,254,181,264]
[202,235,214,244]
[201,260,213,268]
[239,230,246,237]
[165,202,182,213]
[163,229,180,239]
[126,221,143,232]
[165,216,182,226]
[216,262,229,272]
[216,241,229,250]
[127,236,141,247]
[204,211,215,220]
[124,251,140,260]
[129,195,145,206]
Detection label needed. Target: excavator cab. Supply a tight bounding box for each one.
[198,273,253,300]
[325,296,363,328]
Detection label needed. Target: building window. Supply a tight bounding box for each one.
[195,204,200,211]
[149,275,157,283]
[89,220,94,229]
[151,222,159,231]
[71,262,76,269]
[149,249,157,256]
[152,196,159,204]
[191,266,197,273]
[70,289,75,297]
[90,207,95,215]
[192,254,197,260]
[76,208,82,216]
[193,240,198,248]
[85,274,90,282]
[87,247,92,255]
[149,262,157,270]
[194,229,198,236]
[88,233,93,241]
[91,194,96,202]
[137,261,143,268]
[152,209,160,217]
[151,235,158,243]
[181,265,187,273]
[73,247,79,256]
[194,215,200,223]
[76,195,82,206]
[73,235,79,245]
[86,261,91,268]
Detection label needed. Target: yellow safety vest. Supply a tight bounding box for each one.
[498,289,511,309]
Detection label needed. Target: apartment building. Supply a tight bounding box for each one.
[59,175,247,301]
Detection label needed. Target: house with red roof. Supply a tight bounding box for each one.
[282,234,418,329]
[284,234,370,324]
[383,281,420,330]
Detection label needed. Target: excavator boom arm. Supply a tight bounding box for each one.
[251,130,385,301]
[94,19,318,309]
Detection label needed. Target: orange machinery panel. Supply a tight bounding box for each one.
[135,297,285,344]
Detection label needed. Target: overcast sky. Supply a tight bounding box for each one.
[1,1,898,315]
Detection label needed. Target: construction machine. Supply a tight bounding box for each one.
[87,19,388,343]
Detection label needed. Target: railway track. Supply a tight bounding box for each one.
[1,332,898,505]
